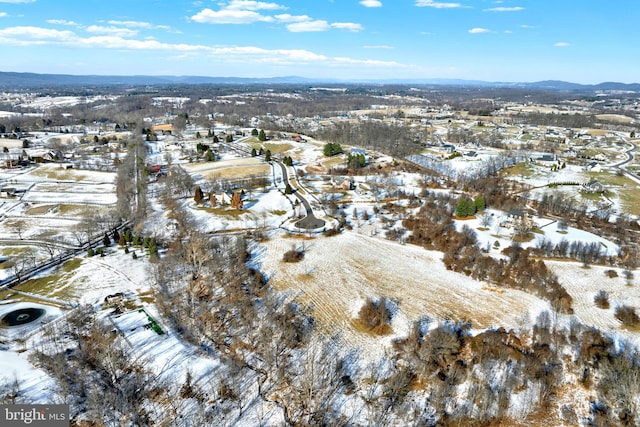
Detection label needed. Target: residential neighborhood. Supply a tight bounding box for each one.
[0,78,639,426]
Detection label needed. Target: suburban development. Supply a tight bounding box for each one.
[0,77,639,425]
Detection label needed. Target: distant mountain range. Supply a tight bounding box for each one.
[1,71,639,92]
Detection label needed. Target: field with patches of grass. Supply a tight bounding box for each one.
[27,167,87,181]
[25,205,54,215]
[320,156,346,169]
[0,247,30,257]
[588,171,637,187]
[596,114,634,124]
[203,164,271,180]
[7,258,83,301]
[579,191,608,201]
[500,162,536,178]
[24,164,114,183]
[198,206,246,218]
[616,188,640,216]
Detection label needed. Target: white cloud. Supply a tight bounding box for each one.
[468,27,490,34]
[223,1,286,11]
[333,57,403,68]
[331,22,364,32]
[416,0,463,8]
[107,20,174,33]
[192,1,362,33]
[554,41,570,47]
[0,12,7,18]
[0,25,404,70]
[484,6,524,12]
[286,20,330,32]
[274,14,311,23]
[86,25,138,38]
[285,20,363,33]
[0,26,76,44]
[520,24,535,29]
[191,8,273,24]
[360,0,382,7]
[46,19,79,26]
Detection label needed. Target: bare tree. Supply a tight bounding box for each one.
[10,219,27,240]
[11,247,36,283]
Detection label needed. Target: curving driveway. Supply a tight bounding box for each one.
[275,161,326,230]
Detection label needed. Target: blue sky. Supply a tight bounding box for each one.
[0,0,637,83]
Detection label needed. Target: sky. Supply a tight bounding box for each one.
[0,0,637,84]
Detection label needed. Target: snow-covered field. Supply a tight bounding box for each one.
[549,261,640,344]
[454,208,620,257]
[2,126,640,424]
[256,231,550,358]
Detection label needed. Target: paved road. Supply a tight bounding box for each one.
[0,222,130,289]
[275,161,326,230]
[612,140,636,168]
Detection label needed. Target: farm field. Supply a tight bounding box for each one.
[258,231,549,356]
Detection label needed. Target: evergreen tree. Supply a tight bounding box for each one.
[456,198,476,217]
[103,233,111,247]
[474,195,486,212]
[323,143,343,157]
[258,129,267,141]
[265,149,272,162]
[112,229,120,243]
[285,183,294,194]
[148,241,158,259]
[251,128,259,136]
[251,148,257,157]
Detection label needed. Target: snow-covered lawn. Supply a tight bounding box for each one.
[455,208,620,256]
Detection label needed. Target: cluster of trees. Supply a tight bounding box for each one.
[282,155,294,166]
[455,195,485,218]
[316,121,418,158]
[403,190,573,313]
[115,139,147,224]
[323,142,343,157]
[250,146,272,161]
[28,247,640,426]
[347,152,366,171]
[251,128,268,141]
[195,142,216,161]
